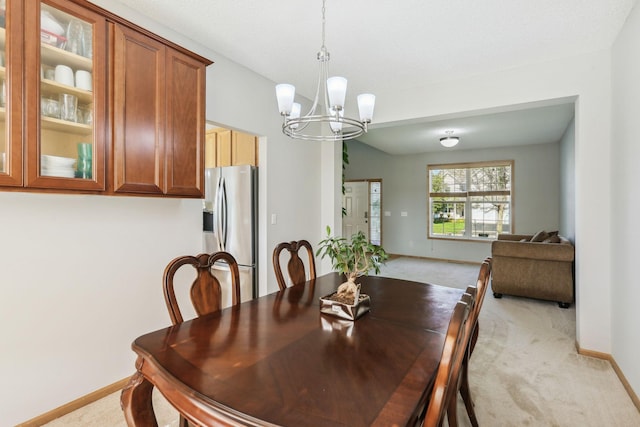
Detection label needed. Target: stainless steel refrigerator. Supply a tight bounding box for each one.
[203,165,257,306]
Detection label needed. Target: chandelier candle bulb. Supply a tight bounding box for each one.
[327,76,347,109]
[357,93,375,122]
[275,84,295,115]
[330,109,344,133]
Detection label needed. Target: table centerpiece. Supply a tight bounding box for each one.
[316,226,388,320]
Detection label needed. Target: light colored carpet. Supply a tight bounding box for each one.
[43,257,640,426]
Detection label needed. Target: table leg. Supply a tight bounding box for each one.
[121,371,158,427]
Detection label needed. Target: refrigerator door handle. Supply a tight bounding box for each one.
[215,176,225,252]
[220,178,228,251]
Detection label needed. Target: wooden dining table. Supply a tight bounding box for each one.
[121,273,464,427]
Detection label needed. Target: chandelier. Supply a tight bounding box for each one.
[275,0,375,141]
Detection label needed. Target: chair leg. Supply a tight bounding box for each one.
[460,353,479,427]
[447,392,459,427]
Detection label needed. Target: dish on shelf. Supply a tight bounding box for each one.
[41,168,76,178]
[41,29,67,49]
[41,11,64,35]
[41,154,76,168]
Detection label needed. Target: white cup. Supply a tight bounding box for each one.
[54,65,74,87]
[75,70,92,91]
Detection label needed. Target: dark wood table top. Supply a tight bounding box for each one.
[121,273,464,427]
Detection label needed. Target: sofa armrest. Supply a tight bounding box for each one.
[491,239,574,262]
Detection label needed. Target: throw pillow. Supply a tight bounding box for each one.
[531,230,550,242]
[543,235,561,243]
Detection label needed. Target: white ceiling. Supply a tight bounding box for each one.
[108,0,637,154]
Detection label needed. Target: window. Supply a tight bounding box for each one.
[369,181,381,245]
[428,161,513,240]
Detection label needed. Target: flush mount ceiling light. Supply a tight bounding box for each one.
[440,130,460,148]
[275,0,375,141]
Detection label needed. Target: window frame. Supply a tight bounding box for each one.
[427,160,514,241]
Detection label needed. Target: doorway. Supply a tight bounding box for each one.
[343,179,382,245]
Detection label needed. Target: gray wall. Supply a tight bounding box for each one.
[345,140,565,263]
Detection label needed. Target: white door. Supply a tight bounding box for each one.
[343,181,369,240]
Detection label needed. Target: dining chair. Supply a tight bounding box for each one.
[163,251,241,324]
[421,299,471,427]
[162,251,241,427]
[272,240,316,290]
[457,257,492,427]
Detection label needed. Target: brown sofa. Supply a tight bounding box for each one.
[490,232,575,308]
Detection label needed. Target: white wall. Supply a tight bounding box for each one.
[611,1,640,400]
[0,2,334,424]
[346,140,562,262]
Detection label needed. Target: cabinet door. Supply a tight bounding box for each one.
[205,129,216,168]
[112,23,165,194]
[216,128,232,167]
[24,0,107,190]
[0,0,23,186]
[232,131,257,166]
[164,47,205,197]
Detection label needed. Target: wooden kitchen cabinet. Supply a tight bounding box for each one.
[205,127,258,168]
[24,0,107,191]
[112,23,206,197]
[232,130,258,166]
[215,128,232,167]
[0,0,24,187]
[0,0,211,198]
[0,0,106,190]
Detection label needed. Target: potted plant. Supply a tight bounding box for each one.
[316,226,388,320]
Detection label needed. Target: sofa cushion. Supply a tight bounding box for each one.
[543,235,561,243]
[531,230,550,242]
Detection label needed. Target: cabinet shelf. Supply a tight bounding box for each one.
[41,78,92,104]
[41,42,92,72]
[42,115,92,135]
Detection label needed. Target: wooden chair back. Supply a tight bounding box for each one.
[272,240,316,290]
[163,252,241,325]
[469,258,491,354]
[456,257,492,427]
[422,299,470,427]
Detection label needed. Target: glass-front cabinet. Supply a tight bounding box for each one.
[0,1,6,176]
[24,0,106,190]
[0,0,23,186]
